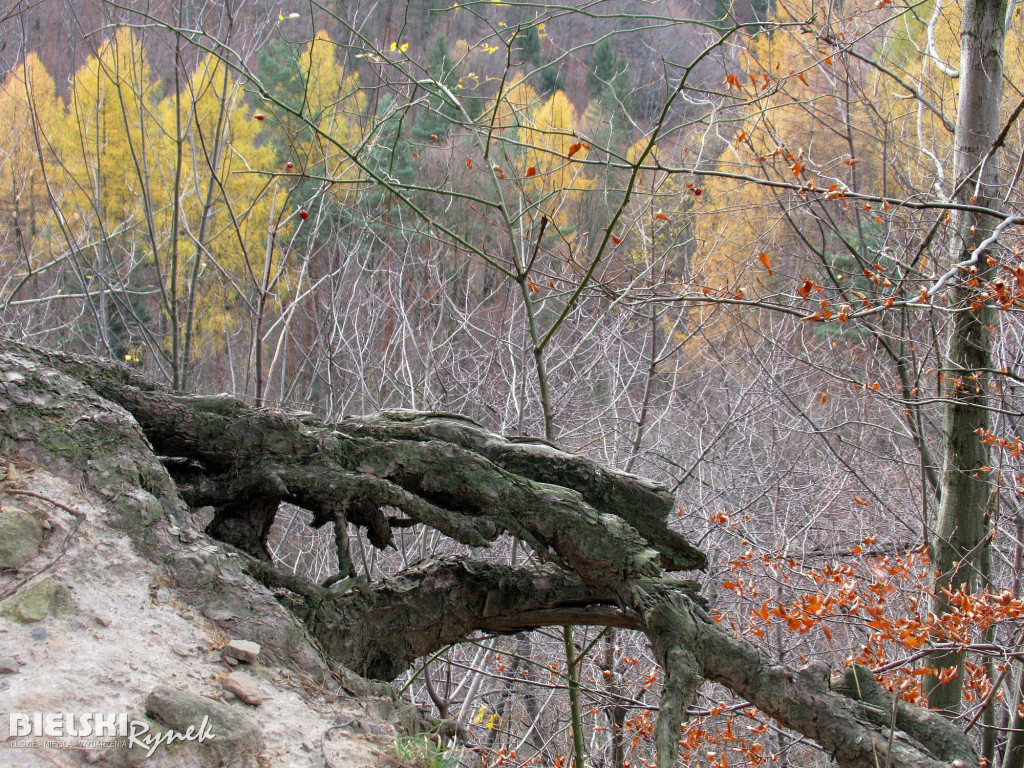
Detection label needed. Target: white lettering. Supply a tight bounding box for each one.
[9,713,30,737]
[126,716,215,757]
[95,712,116,736]
[43,713,62,737]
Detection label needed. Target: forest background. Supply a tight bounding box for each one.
[2,0,1024,766]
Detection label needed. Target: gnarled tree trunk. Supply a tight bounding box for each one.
[0,340,978,768]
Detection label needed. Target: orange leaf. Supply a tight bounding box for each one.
[525,166,537,178]
[758,252,773,275]
[797,72,809,86]
[467,158,473,169]
[611,235,623,244]
[654,210,671,222]
[853,495,868,505]
[567,141,583,159]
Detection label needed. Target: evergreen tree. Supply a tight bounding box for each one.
[363,95,417,214]
[536,66,566,96]
[585,38,633,116]
[515,26,541,67]
[411,35,460,140]
[255,36,305,155]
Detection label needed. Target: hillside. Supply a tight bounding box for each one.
[0,343,446,767]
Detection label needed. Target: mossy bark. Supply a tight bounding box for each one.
[0,340,978,768]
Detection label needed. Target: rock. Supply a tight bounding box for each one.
[222,671,264,706]
[0,656,21,674]
[1,576,72,623]
[144,685,262,766]
[222,639,260,664]
[0,506,43,569]
[201,604,236,622]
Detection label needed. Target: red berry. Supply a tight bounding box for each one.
[693,188,702,196]
[299,209,309,220]
[286,162,294,169]
[255,113,265,121]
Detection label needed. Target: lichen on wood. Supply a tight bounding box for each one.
[0,341,979,768]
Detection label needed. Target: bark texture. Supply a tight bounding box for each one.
[928,0,1008,713]
[0,340,978,768]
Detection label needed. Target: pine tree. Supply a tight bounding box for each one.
[411,35,460,141]
[585,38,633,116]
[536,66,566,96]
[363,95,417,216]
[515,26,541,67]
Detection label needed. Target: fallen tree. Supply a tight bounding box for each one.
[0,340,977,768]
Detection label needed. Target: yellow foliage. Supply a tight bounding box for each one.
[0,53,64,266]
[155,51,280,352]
[296,31,367,198]
[490,76,539,129]
[514,90,594,227]
[64,28,163,230]
[695,0,890,301]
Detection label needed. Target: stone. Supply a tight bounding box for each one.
[201,604,235,622]
[0,657,21,674]
[222,639,261,664]
[1,576,72,623]
[144,685,262,766]
[0,506,43,569]
[222,671,264,706]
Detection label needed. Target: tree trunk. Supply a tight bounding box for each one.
[0,340,979,768]
[927,0,1008,714]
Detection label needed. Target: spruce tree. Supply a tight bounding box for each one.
[411,35,460,140]
[585,38,633,116]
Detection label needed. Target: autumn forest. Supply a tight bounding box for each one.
[2,0,1024,765]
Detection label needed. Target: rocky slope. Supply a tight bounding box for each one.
[0,348,442,767]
